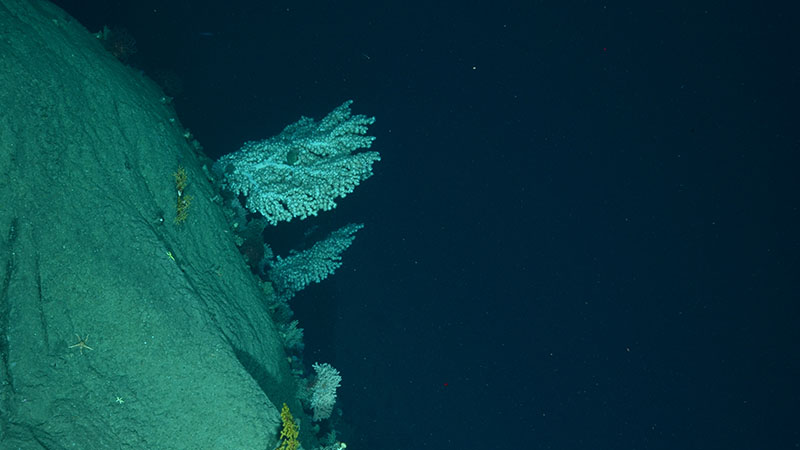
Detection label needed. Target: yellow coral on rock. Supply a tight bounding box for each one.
[275,403,300,450]
[173,166,192,224]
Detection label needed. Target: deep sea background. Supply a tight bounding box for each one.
[49,1,799,448]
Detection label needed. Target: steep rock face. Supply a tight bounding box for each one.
[0,1,295,448]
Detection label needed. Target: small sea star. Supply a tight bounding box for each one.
[69,334,93,355]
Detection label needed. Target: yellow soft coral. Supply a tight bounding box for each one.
[275,403,300,450]
[173,166,193,224]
